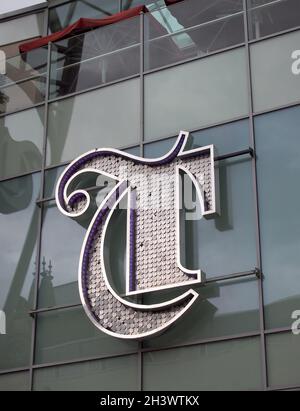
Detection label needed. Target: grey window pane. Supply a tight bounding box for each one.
[50,16,140,99]
[34,307,138,365]
[255,106,300,329]
[145,119,250,157]
[248,0,300,40]
[33,354,138,391]
[143,337,262,390]
[48,0,119,34]
[144,0,244,70]
[266,332,300,389]
[251,31,300,113]
[46,79,140,166]
[0,107,44,180]
[143,278,260,349]
[0,13,44,46]
[0,372,29,391]
[43,166,65,199]
[145,47,249,140]
[0,173,40,370]
[38,202,86,308]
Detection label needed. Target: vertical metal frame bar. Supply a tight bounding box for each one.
[242,0,268,390]
[140,11,145,158]
[28,41,52,391]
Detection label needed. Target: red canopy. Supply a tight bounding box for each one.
[19,5,148,53]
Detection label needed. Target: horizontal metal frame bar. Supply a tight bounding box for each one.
[52,42,141,74]
[0,327,294,376]
[0,168,41,184]
[0,73,46,91]
[29,268,260,316]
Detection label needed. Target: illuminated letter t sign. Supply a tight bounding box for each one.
[56,132,219,339]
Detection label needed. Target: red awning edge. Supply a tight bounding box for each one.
[19,5,148,53]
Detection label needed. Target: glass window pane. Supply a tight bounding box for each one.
[251,31,300,113]
[145,0,244,70]
[143,337,262,390]
[266,332,300,389]
[0,13,44,46]
[145,122,256,279]
[33,354,138,391]
[38,202,87,308]
[248,0,300,40]
[50,16,140,99]
[0,371,29,391]
[0,173,40,370]
[35,307,138,364]
[0,77,45,115]
[0,107,44,180]
[46,79,140,166]
[145,47,249,140]
[144,278,260,349]
[48,0,119,34]
[43,166,65,199]
[255,106,300,329]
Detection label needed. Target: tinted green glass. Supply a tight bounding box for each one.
[144,278,260,349]
[266,332,300,389]
[145,47,249,140]
[144,337,262,390]
[34,354,138,391]
[251,31,300,113]
[46,79,140,166]
[0,173,40,370]
[38,202,86,308]
[50,16,140,99]
[255,106,300,329]
[35,307,137,364]
[0,372,29,391]
[0,107,44,180]
[144,119,250,158]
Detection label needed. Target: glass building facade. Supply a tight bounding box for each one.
[0,0,300,391]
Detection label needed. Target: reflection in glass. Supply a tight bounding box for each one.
[0,173,40,370]
[50,16,140,99]
[144,337,262,390]
[0,77,46,115]
[38,202,87,308]
[48,0,119,34]
[145,0,244,70]
[34,354,138,391]
[248,0,300,40]
[0,107,44,180]
[35,308,137,364]
[256,106,300,329]
[46,79,140,166]
[0,13,44,46]
[0,372,29,391]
